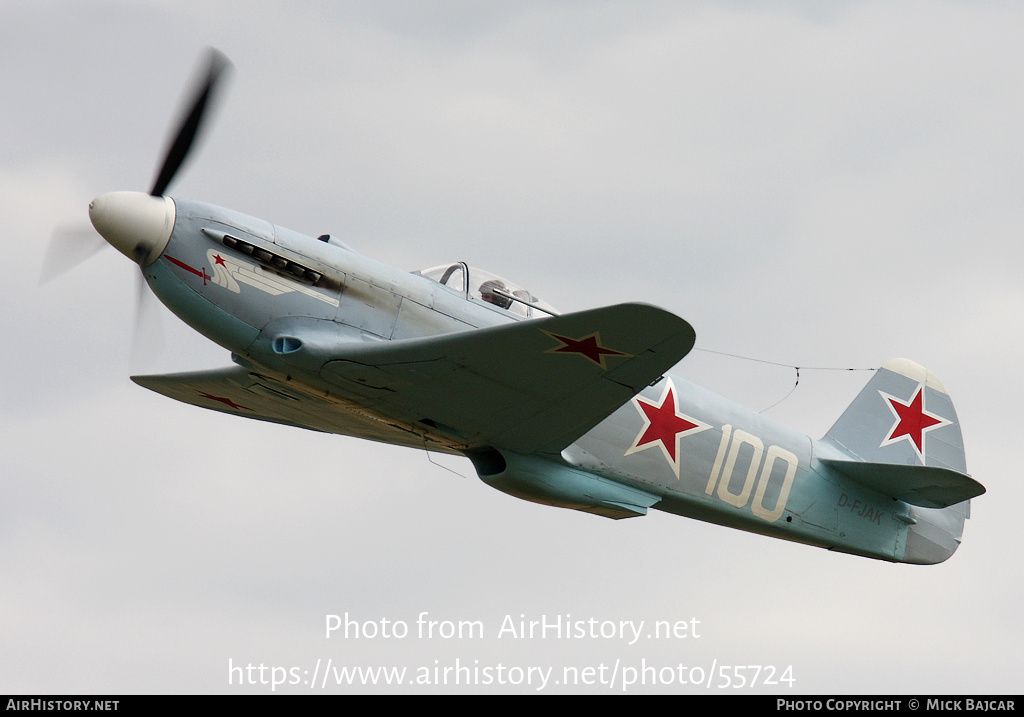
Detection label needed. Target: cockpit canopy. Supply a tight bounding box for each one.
[416,263,558,318]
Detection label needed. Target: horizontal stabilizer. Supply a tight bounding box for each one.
[819,458,985,509]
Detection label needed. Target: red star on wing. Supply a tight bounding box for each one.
[197,390,250,412]
[624,378,709,478]
[544,331,630,368]
[214,253,227,267]
[879,385,950,462]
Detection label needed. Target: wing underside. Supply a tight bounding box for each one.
[132,366,458,452]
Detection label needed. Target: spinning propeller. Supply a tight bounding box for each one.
[42,48,233,357]
[149,48,233,199]
[89,47,232,265]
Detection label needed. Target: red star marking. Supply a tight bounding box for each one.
[544,331,629,368]
[880,386,950,462]
[625,379,709,477]
[214,253,226,267]
[197,390,250,411]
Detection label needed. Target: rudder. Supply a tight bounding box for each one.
[818,359,983,563]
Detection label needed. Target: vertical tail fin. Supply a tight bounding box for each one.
[821,358,966,473]
[819,359,983,564]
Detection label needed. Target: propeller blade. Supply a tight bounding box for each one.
[131,271,164,367]
[149,48,233,197]
[40,225,108,283]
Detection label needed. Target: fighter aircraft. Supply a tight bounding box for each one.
[65,50,984,565]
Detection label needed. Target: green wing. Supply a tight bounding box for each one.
[133,302,695,455]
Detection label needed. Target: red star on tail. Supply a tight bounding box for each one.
[879,386,950,462]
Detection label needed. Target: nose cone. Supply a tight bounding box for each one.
[89,191,175,266]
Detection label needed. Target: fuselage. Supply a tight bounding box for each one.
[105,196,961,564]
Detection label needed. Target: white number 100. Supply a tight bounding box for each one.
[705,425,798,523]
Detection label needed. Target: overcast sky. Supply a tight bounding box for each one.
[2,0,1022,694]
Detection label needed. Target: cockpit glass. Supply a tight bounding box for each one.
[416,263,558,318]
[419,263,467,293]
